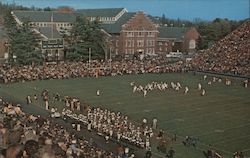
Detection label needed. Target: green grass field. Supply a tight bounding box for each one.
[1,73,250,158]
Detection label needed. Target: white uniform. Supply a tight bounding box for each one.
[201,89,206,96]
[143,90,147,97]
[96,90,100,96]
[244,80,248,88]
[203,75,207,80]
[184,86,189,94]
[77,124,81,131]
[87,122,92,131]
[152,118,157,129]
[198,83,202,90]
[145,138,150,149]
[133,86,137,93]
[45,101,49,110]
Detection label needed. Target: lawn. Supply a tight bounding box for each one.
[0,72,250,158]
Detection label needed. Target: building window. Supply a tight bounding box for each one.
[137,40,144,47]
[158,42,162,45]
[147,32,154,37]
[147,40,154,46]
[159,47,162,51]
[137,32,144,37]
[115,49,118,55]
[127,32,134,37]
[126,40,134,47]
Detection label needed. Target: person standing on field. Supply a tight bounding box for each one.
[152,118,157,129]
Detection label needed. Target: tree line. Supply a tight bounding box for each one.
[160,14,244,50]
[2,2,106,65]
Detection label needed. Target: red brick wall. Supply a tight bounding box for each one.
[116,11,158,55]
[183,27,199,52]
[156,39,172,54]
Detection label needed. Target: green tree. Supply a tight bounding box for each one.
[66,16,105,61]
[6,18,42,65]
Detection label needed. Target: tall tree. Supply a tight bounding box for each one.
[5,16,42,65]
[66,16,105,61]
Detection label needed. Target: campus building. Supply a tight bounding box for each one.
[12,11,76,61]
[9,8,199,60]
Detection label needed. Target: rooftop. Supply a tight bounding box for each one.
[101,12,136,34]
[77,8,126,18]
[38,27,61,39]
[158,26,188,40]
[12,11,76,23]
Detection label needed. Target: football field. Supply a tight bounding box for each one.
[1,73,250,158]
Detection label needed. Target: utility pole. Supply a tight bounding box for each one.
[109,47,112,70]
[105,48,107,61]
[88,47,91,69]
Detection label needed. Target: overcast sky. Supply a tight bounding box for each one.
[2,0,249,21]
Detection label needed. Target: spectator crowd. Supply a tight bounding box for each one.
[192,20,250,76]
[0,97,132,158]
[0,60,186,84]
[1,19,249,84]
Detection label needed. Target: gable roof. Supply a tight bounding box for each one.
[38,27,61,39]
[12,11,76,23]
[77,8,125,17]
[158,26,188,40]
[101,12,136,34]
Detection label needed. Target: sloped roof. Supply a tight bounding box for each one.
[38,27,61,39]
[77,8,125,17]
[101,12,135,34]
[12,11,76,23]
[158,26,188,40]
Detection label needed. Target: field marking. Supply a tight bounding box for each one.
[157,102,250,130]
[212,133,250,145]
[127,96,249,123]
[242,148,250,152]
[4,75,250,157]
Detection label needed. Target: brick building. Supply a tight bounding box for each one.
[157,26,199,54]
[10,8,199,60]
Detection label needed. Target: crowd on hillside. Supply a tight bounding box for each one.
[0,97,134,158]
[1,19,250,84]
[192,20,250,76]
[0,60,186,84]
